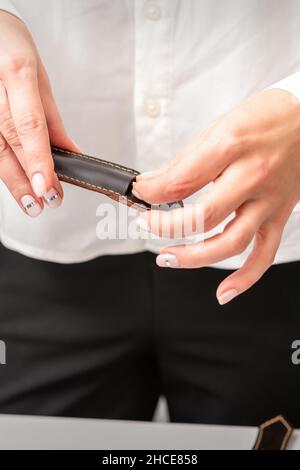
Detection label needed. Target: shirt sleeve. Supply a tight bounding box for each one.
[268,71,300,101]
[0,0,23,21]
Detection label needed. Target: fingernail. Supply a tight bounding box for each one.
[43,188,62,208]
[139,171,155,178]
[32,173,46,197]
[136,216,150,232]
[21,195,42,218]
[217,289,239,305]
[156,253,179,268]
[136,168,164,181]
[132,185,142,200]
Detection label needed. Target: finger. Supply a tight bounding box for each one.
[0,132,43,216]
[0,79,62,208]
[37,61,80,152]
[2,65,58,199]
[136,161,255,237]
[216,220,284,305]
[133,127,241,204]
[0,79,22,152]
[155,200,268,268]
[136,203,205,239]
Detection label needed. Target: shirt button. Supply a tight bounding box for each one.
[144,2,161,21]
[143,98,161,118]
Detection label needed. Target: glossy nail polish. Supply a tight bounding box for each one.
[32,173,47,197]
[217,289,238,305]
[43,188,62,208]
[156,253,179,268]
[21,195,42,218]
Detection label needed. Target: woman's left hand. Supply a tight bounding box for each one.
[133,89,300,305]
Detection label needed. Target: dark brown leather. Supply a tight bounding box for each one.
[51,146,183,211]
[253,415,293,450]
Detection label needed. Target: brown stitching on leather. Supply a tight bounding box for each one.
[57,173,122,197]
[57,173,147,210]
[51,146,139,176]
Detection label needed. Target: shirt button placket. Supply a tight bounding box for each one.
[134,0,173,173]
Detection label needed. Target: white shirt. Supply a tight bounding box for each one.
[0,0,300,268]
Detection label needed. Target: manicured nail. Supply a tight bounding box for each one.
[136,217,150,232]
[132,185,142,200]
[136,168,164,181]
[156,253,179,268]
[139,171,155,178]
[43,188,62,208]
[21,195,42,218]
[217,289,238,305]
[32,173,46,197]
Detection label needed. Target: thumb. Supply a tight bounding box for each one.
[133,136,224,205]
[133,163,174,204]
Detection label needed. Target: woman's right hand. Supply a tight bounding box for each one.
[0,10,79,217]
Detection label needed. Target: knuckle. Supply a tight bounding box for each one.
[222,134,239,157]
[16,113,45,137]
[0,53,36,76]
[217,126,241,159]
[254,158,272,183]
[1,117,21,148]
[0,133,7,153]
[6,126,21,148]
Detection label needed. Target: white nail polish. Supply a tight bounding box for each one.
[135,217,150,232]
[156,253,178,268]
[32,173,46,197]
[21,195,42,217]
[43,188,62,208]
[217,289,238,305]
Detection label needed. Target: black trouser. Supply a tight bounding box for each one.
[0,243,300,426]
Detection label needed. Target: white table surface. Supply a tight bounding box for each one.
[0,414,299,450]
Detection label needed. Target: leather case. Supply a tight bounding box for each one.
[51,146,183,212]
